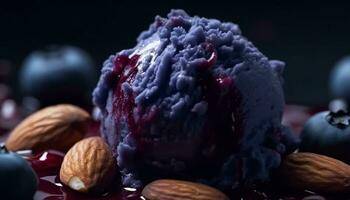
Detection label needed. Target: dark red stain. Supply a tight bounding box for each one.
[194,47,244,180]
[111,54,142,144]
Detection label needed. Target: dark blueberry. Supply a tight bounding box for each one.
[300,110,350,164]
[330,56,350,104]
[19,45,97,107]
[0,144,38,200]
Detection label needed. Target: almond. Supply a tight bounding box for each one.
[59,136,117,193]
[279,152,350,193]
[142,179,229,200]
[6,104,90,153]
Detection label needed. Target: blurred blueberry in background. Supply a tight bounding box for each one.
[19,45,97,108]
[330,56,350,104]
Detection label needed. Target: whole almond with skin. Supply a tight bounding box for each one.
[6,104,90,153]
[142,179,229,200]
[279,152,350,193]
[60,136,118,194]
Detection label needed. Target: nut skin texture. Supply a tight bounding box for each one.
[6,104,90,153]
[60,137,118,194]
[142,179,229,200]
[279,152,350,193]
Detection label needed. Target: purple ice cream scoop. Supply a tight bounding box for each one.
[93,9,295,189]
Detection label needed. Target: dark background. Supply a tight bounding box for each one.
[1,0,350,106]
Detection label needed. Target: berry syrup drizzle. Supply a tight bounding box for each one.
[193,47,244,179]
[111,54,143,146]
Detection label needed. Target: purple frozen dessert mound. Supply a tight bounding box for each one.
[93,9,294,189]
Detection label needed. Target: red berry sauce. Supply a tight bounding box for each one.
[111,54,143,146]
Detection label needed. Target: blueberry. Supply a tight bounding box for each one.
[0,145,38,200]
[19,45,97,107]
[330,56,350,103]
[300,110,350,164]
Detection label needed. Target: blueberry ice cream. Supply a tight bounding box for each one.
[93,9,293,189]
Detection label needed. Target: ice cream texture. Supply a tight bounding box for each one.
[93,9,294,189]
